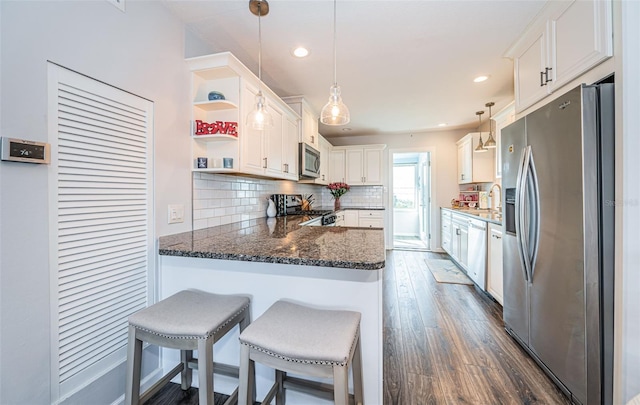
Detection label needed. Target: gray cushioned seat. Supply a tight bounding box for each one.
[129,289,250,339]
[238,300,364,405]
[239,301,360,366]
[125,289,251,405]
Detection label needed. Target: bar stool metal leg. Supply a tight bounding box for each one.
[181,350,193,390]
[198,337,214,405]
[125,325,142,405]
[352,336,364,405]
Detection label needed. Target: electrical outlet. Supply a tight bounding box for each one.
[168,204,184,224]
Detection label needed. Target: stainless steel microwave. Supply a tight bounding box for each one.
[299,142,320,178]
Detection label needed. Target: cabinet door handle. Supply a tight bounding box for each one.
[545,67,553,83]
[284,163,289,173]
[322,174,325,181]
[492,234,502,239]
[311,135,315,143]
[456,229,461,235]
[263,158,267,168]
[540,71,545,87]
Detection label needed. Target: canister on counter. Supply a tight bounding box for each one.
[478,191,489,209]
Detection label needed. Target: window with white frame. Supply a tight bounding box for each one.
[393,164,418,209]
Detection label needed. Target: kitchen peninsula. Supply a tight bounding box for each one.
[158,216,385,404]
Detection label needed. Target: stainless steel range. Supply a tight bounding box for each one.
[270,194,336,226]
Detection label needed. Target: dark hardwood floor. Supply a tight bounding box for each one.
[384,249,570,405]
[148,249,570,404]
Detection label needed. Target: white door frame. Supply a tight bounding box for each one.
[388,147,436,250]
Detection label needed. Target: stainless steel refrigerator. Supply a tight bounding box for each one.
[501,83,614,405]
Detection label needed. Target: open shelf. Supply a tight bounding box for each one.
[192,168,237,173]
[192,134,238,142]
[193,100,238,111]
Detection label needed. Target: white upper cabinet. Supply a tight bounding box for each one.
[491,102,516,179]
[329,149,346,184]
[506,0,612,113]
[345,149,364,185]
[187,52,300,181]
[513,28,550,112]
[282,96,319,149]
[341,145,386,186]
[282,113,299,181]
[457,133,494,184]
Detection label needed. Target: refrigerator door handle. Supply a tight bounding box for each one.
[514,147,530,282]
[527,149,541,280]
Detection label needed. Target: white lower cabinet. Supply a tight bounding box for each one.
[336,209,384,228]
[358,210,384,228]
[343,210,359,227]
[450,213,469,270]
[441,210,452,254]
[487,223,504,305]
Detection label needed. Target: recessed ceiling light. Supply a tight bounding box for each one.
[438,123,447,127]
[473,75,489,83]
[292,47,309,58]
[342,127,352,131]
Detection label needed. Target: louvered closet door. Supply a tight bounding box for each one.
[48,64,154,400]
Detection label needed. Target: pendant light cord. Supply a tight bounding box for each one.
[332,0,337,86]
[258,4,263,89]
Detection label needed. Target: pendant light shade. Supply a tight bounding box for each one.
[474,110,488,153]
[483,101,497,148]
[246,0,274,130]
[321,84,350,125]
[321,0,350,126]
[246,91,274,130]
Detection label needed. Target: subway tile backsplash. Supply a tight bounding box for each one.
[192,173,385,230]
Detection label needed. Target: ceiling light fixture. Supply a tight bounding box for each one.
[438,123,448,127]
[292,47,309,58]
[320,0,350,126]
[474,110,488,153]
[483,102,497,148]
[473,75,489,83]
[246,0,274,130]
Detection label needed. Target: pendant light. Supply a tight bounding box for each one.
[320,0,350,126]
[474,110,488,153]
[483,101,497,148]
[246,0,274,130]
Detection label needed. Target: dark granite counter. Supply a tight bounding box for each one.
[442,207,502,225]
[158,216,385,270]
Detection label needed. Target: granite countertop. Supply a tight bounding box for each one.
[441,207,502,225]
[158,216,385,270]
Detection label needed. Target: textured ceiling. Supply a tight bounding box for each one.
[162,0,546,138]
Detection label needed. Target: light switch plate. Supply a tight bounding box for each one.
[168,204,184,224]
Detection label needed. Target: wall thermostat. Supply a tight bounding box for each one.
[1,137,50,164]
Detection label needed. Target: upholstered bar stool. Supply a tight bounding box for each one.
[238,301,363,405]
[125,289,251,405]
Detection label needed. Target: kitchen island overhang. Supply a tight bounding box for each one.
[157,217,385,404]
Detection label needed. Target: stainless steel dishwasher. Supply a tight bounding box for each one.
[467,217,487,289]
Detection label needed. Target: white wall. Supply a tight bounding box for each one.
[0,1,199,403]
[329,129,469,250]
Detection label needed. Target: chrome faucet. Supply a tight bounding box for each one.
[489,183,502,212]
